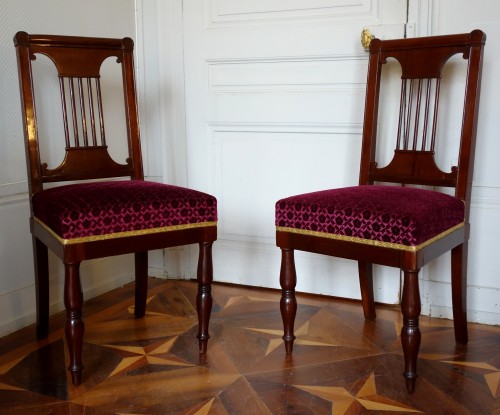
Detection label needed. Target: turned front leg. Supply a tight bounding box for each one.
[196,241,213,353]
[280,248,297,354]
[64,262,84,386]
[401,269,421,393]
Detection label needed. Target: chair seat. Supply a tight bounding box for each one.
[276,185,464,249]
[33,180,217,241]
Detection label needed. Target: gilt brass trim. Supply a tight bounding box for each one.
[34,216,217,245]
[276,222,464,253]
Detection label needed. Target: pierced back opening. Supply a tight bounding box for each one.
[360,30,485,200]
[14,32,143,194]
[59,76,107,148]
[396,77,441,153]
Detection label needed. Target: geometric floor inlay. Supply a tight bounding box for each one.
[0,278,498,414]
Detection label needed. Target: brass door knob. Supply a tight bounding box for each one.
[361,28,374,50]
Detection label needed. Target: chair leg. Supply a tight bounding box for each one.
[400,269,421,394]
[451,242,468,344]
[134,251,148,318]
[280,248,297,354]
[64,262,84,386]
[196,241,213,354]
[33,237,49,338]
[358,261,376,320]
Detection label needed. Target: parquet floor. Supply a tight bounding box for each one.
[0,278,498,414]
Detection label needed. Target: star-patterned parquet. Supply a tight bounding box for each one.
[0,278,498,414]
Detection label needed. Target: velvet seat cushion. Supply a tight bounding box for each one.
[275,185,464,248]
[33,180,217,241]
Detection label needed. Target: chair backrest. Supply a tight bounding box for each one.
[359,30,485,215]
[14,31,144,197]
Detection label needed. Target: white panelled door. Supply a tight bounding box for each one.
[181,0,407,302]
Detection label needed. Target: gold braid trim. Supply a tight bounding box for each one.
[34,216,217,246]
[276,222,464,253]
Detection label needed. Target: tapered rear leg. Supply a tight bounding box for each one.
[64,262,84,386]
[358,261,376,320]
[400,269,421,393]
[196,241,213,353]
[451,242,468,344]
[33,237,49,338]
[280,248,297,354]
[134,251,148,318]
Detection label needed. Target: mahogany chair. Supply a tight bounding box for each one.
[14,32,217,386]
[275,30,485,393]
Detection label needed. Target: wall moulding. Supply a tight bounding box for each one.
[0,182,28,199]
[204,0,380,28]
[206,121,364,135]
[206,54,368,93]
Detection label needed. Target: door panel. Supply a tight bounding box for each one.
[182,0,407,301]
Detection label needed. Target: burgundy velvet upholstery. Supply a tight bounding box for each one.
[276,185,464,248]
[33,180,217,241]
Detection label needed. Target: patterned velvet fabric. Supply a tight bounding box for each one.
[276,185,464,247]
[33,181,217,240]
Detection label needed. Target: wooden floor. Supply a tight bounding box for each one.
[0,278,498,414]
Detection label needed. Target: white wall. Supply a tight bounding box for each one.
[0,0,147,337]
